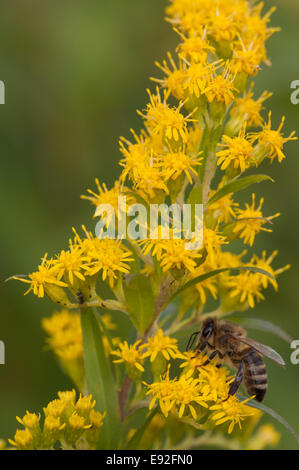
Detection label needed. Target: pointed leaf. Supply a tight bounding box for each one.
[207,174,273,207]
[238,395,299,445]
[125,407,158,450]
[80,308,121,449]
[167,266,276,305]
[123,274,155,334]
[187,185,202,205]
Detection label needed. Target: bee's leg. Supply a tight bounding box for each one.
[186,331,200,351]
[225,360,244,400]
[192,341,212,358]
[202,349,224,366]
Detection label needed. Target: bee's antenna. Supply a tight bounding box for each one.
[186,331,199,351]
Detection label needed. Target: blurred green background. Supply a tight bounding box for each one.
[0,0,298,449]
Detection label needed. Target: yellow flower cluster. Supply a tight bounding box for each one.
[8,391,105,450]
[111,332,265,438]
[13,226,133,307]
[10,0,294,451]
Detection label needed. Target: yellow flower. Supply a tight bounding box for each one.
[141,329,179,362]
[102,313,117,331]
[173,374,209,419]
[16,411,40,430]
[244,4,280,48]
[225,271,265,308]
[81,179,132,221]
[75,394,96,420]
[207,191,238,224]
[231,42,262,76]
[250,250,290,291]
[209,9,239,43]
[233,193,279,246]
[183,61,214,99]
[204,68,236,106]
[129,161,169,200]
[85,410,106,448]
[16,411,42,447]
[229,86,272,129]
[44,399,68,419]
[217,127,255,173]
[144,367,176,417]
[250,112,297,163]
[151,52,186,101]
[8,428,34,450]
[247,423,280,450]
[74,227,133,288]
[10,390,103,449]
[89,409,105,428]
[175,28,215,63]
[178,350,210,377]
[210,395,256,434]
[43,415,65,433]
[138,88,196,145]
[139,230,203,275]
[43,415,66,448]
[54,247,87,286]
[203,227,228,265]
[42,310,83,361]
[189,263,218,305]
[145,367,210,420]
[65,412,91,445]
[159,147,203,184]
[111,340,145,373]
[13,254,67,298]
[58,390,77,407]
[159,239,203,274]
[199,363,231,402]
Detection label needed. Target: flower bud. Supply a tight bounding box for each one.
[43,415,65,448]
[45,284,71,307]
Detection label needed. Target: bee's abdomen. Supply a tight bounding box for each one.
[243,350,267,402]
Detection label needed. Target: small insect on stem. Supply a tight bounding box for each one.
[76,290,85,305]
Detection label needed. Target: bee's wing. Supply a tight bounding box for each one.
[228,334,285,366]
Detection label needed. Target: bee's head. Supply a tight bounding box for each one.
[200,317,215,340]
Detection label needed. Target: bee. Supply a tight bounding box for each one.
[187,317,285,402]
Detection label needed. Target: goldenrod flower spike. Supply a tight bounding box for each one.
[9,391,105,450]
[8,0,296,450]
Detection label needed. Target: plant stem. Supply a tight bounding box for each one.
[118,374,132,422]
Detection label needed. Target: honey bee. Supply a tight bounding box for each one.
[187,317,285,402]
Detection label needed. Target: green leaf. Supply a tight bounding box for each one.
[187,185,202,205]
[207,174,274,207]
[125,407,158,450]
[238,395,299,445]
[167,266,276,305]
[80,308,121,449]
[186,185,203,232]
[123,239,141,274]
[123,274,155,334]
[227,316,293,344]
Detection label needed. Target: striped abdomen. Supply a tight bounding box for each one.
[243,349,267,402]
